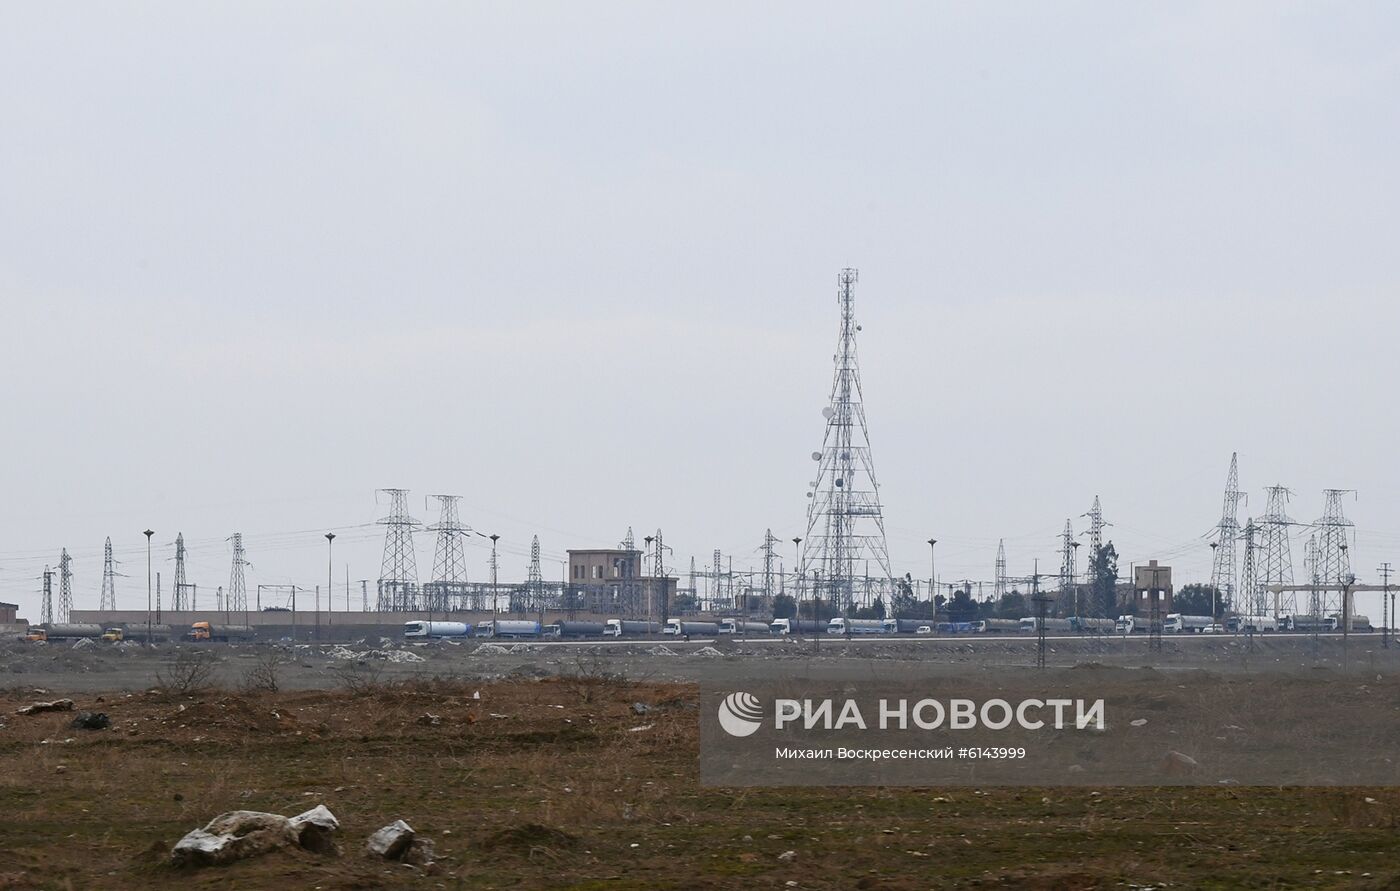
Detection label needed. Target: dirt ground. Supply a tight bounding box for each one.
[3,639,1400,889]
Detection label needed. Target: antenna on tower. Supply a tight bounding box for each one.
[426,494,469,612]
[801,268,893,613]
[228,533,249,614]
[1258,486,1295,616]
[1209,454,1245,615]
[376,489,420,611]
[99,537,119,610]
[58,549,73,623]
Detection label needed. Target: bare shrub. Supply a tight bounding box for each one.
[156,649,216,695]
[329,660,385,695]
[561,652,625,704]
[240,651,283,694]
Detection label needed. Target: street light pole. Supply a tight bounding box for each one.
[143,530,154,645]
[792,537,803,639]
[927,539,937,606]
[1209,542,1219,621]
[325,532,335,639]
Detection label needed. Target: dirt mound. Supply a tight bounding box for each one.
[485,823,578,852]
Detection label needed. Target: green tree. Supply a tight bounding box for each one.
[852,597,887,621]
[995,590,1027,619]
[891,574,917,616]
[1173,583,1220,618]
[947,587,978,622]
[1089,542,1120,618]
[771,593,797,620]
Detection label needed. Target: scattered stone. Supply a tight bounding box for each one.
[417,714,442,726]
[171,806,340,867]
[691,646,724,658]
[289,805,340,854]
[646,645,678,657]
[17,699,74,715]
[1162,750,1199,774]
[627,724,653,732]
[172,811,299,867]
[1129,718,1148,727]
[71,638,96,650]
[475,644,511,655]
[631,702,651,715]
[70,711,110,730]
[778,850,798,862]
[367,820,416,860]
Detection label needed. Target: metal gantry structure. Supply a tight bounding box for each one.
[376,488,421,611]
[525,535,545,613]
[228,532,249,613]
[426,494,470,612]
[99,536,117,610]
[800,268,893,612]
[1209,453,1245,615]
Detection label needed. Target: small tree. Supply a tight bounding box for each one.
[771,593,797,620]
[1089,542,1120,618]
[1174,583,1220,618]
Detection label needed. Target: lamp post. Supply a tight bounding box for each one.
[143,530,154,645]
[644,536,655,624]
[792,537,804,640]
[325,532,335,638]
[927,539,937,606]
[1209,542,1219,621]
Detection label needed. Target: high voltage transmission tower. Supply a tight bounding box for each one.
[172,533,189,611]
[1058,520,1078,615]
[526,535,545,614]
[1209,453,1245,616]
[1258,486,1296,616]
[58,548,73,623]
[621,527,635,551]
[800,268,893,612]
[426,494,469,612]
[761,530,778,602]
[99,536,118,610]
[994,540,1007,600]
[41,565,53,624]
[1240,518,1262,616]
[376,488,420,611]
[228,533,249,613]
[1314,489,1355,585]
[712,549,723,603]
[1082,497,1106,606]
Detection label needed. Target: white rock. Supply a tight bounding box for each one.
[366,820,416,860]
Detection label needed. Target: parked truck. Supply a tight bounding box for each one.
[188,622,256,642]
[826,617,885,635]
[769,618,825,635]
[403,621,471,639]
[603,619,662,637]
[474,620,542,638]
[545,621,607,638]
[663,619,720,636]
[718,619,769,635]
[1164,614,1213,633]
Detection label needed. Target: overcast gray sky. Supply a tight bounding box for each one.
[3,2,1399,621]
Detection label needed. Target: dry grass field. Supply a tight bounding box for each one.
[2,664,1400,890]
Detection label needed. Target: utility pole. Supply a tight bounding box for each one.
[761,530,778,610]
[100,536,118,610]
[427,495,469,612]
[376,488,421,611]
[927,539,937,604]
[1209,454,1244,616]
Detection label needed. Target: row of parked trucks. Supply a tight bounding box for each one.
[20,621,256,643]
[404,610,1379,640]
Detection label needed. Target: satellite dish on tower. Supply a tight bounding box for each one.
[822,407,834,420]
[811,452,822,461]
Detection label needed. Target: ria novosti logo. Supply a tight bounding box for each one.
[717,691,764,737]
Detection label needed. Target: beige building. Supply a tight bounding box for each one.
[566,549,676,616]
